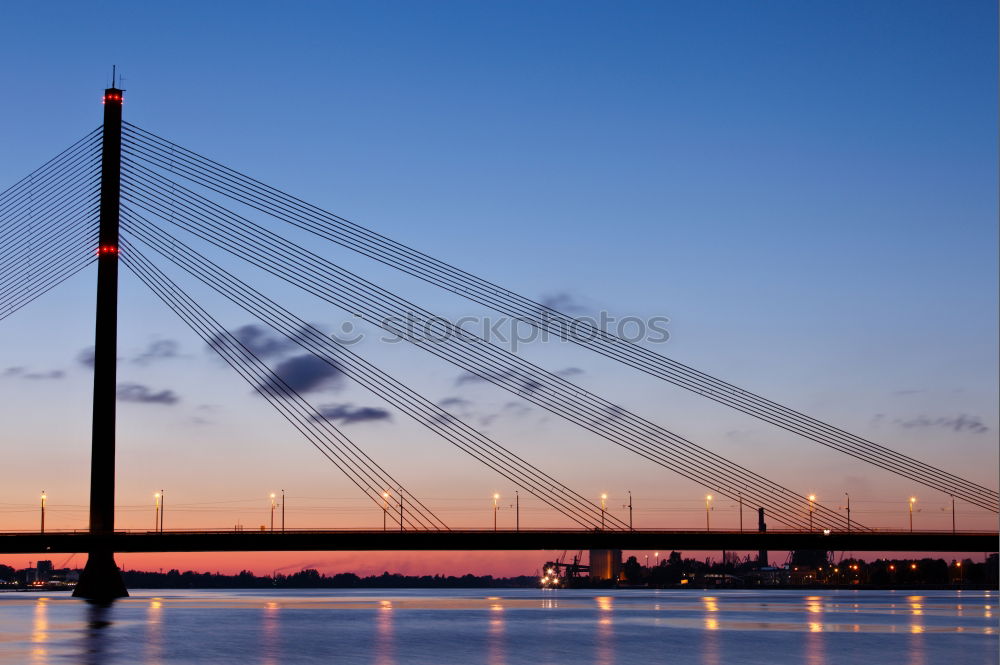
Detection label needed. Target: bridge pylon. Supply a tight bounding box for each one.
[73,85,128,601]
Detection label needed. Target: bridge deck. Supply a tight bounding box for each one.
[0,530,995,554]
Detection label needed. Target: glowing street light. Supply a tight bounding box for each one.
[909,497,917,532]
[154,493,161,532]
[600,493,608,530]
[160,489,165,532]
[40,492,46,534]
[808,495,816,532]
[493,493,500,531]
[382,491,390,531]
[655,551,660,566]
[270,493,277,532]
[705,495,713,532]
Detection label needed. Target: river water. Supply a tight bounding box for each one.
[0,588,995,664]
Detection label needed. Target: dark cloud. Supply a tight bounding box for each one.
[314,403,391,426]
[556,367,585,378]
[3,367,65,380]
[210,323,335,361]
[894,414,989,435]
[76,347,95,368]
[539,292,588,314]
[217,324,297,359]
[132,339,180,365]
[116,383,180,405]
[267,354,344,394]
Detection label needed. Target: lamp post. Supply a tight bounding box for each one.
[951,495,955,534]
[398,487,404,531]
[655,551,659,566]
[515,491,520,532]
[382,491,390,531]
[281,489,285,532]
[705,495,713,532]
[844,492,850,533]
[270,493,276,532]
[808,494,816,532]
[600,493,607,530]
[40,492,46,534]
[738,494,743,533]
[909,497,916,532]
[493,493,500,531]
[627,490,633,531]
[154,493,160,532]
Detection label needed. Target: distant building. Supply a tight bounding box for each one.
[37,560,54,581]
[588,549,622,581]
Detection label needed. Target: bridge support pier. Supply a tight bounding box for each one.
[73,84,128,601]
[73,550,127,603]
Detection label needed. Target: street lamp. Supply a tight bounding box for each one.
[40,492,46,534]
[160,490,165,532]
[493,493,500,531]
[738,493,743,533]
[600,493,607,530]
[705,495,713,532]
[515,491,520,532]
[627,490,633,531]
[808,494,816,532]
[270,493,277,532]
[398,487,404,531]
[154,493,161,532]
[655,551,659,566]
[281,489,286,532]
[382,491,390,531]
[844,492,850,533]
[909,497,916,532]
[951,495,956,534]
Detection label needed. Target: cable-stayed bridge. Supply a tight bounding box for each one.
[1,87,996,600]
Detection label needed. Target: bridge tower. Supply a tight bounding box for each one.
[73,86,129,601]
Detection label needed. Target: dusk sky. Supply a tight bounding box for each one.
[0,1,996,575]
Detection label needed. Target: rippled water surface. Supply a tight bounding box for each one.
[0,588,995,664]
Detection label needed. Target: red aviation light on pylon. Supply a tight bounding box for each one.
[102,91,123,105]
[97,245,119,256]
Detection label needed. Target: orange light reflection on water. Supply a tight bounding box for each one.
[31,597,48,665]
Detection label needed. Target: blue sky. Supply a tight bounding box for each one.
[0,1,996,570]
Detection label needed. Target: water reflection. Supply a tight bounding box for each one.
[487,598,506,665]
[1,589,993,665]
[804,595,825,665]
[145,598,164,665]
[908,619,926,665]
[30,597,49,665]
[374,600,394,665]
[82,603,113,665]
[260,601,280,665]
[701,595,720,665]
[595,596,614,665]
